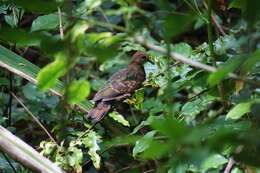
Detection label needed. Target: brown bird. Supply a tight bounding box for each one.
[87,51,149,121]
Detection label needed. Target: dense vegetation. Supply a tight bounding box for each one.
[0,0,259,172]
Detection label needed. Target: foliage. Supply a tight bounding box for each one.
[0,0,259,172]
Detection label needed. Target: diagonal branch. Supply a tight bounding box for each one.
[134,35,260,87]
[0,125,65,173]
[11,92,58,146]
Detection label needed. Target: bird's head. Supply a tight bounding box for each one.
[131,51,149,65]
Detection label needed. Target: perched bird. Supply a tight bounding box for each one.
[87,51,149,121]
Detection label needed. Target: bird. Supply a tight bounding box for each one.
[87,51,149,121]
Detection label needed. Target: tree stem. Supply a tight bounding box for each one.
[206,0,228,108]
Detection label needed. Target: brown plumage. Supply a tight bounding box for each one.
[87,51,148,121]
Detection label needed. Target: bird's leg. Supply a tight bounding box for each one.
[102,94,131,101]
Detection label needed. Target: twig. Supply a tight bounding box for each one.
[134,35,260,87]
[185,89,209,102]
[206,0,228,108]
[144,62,181,86]
[144,169,155,173]
[60,13,126,32]
[10,92,58,146]
[57,7,64,40]
[224,157,235,173]
[98,7,113,31]
[115,162,147,173]
[76,121,98,141]
[203,2,226,36]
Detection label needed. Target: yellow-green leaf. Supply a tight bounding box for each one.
[109,111,130,127]
[67,81,90,104]
[36,57,67,91]
[226,99,260,120]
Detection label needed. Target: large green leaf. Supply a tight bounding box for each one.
[67,81,90,104]
[226,99,260,120]
[132,131,156,158]
[208,56,245,87]
[108,111,130,127]
[36,56,67,91]
[31,14,59,32]
[0,45,93,110]
[201,154,228,171]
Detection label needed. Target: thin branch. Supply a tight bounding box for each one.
[134,35,260,87]
[115,162,147,173]
[98,7,113,31]
[10,92,58,146]
[57,7,64,40]
[60,13,126,32]
[186,89,209,102]
[76,121,98,141]
[203,1,226,36]
[224,157,235,173]
[144,169,155,173]
[206,0,227,108]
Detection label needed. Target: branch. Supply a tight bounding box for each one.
[11,92,58,146]
[57,7,64,40]
[206,0,227,107]
[0,125,65,173]
[224,157,235,173]
[134,35,260,87]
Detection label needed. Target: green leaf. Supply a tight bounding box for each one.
[131,115,164,135]
[151,116,188,140]
[36,52,67,91]
[241,50,260,74]
[226,99,260,120]
[208,56,245,87]
[171,42,192,57]
[228,0,247,12]
[85,0,102,10]
[134,88,144,110]
[85,33,124,62]
[31,14,59,32]
[108,111,130,127]
[133,131,156,158]
[0,27,41,46]
[201,154,228,171]
[231,167,244,173]
[67,143,83,173]
[81,131,101,169]
[22,83,45,100]
[67,81,90,104]
[0,45,93,110]
[141,140,170,159]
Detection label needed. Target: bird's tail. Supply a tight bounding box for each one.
[86,102,111,121]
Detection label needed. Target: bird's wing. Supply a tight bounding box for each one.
[109,68,128,81]
[92,84,121,101]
